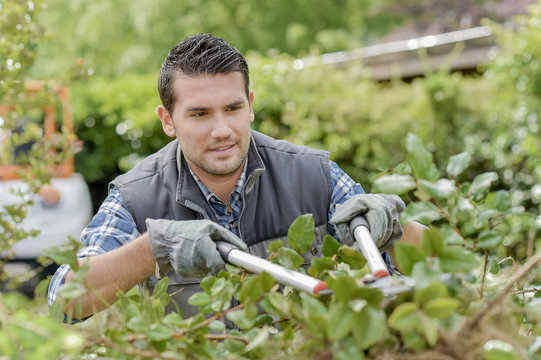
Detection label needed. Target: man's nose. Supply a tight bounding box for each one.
[211,113,233,138]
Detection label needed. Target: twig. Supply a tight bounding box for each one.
[457,251,541,335]
[480,250,489,299]
[180,303,244,334]
[512,288,541,296]
[205,334,249,343]
[528,228,536,258]
[433,197,465,242]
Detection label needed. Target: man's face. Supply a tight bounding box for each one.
[158,72,254,181]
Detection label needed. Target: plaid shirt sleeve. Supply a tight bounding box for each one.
[47,186,140,308]
[328,160,365,237]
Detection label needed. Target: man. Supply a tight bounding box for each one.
[48,33,411,321]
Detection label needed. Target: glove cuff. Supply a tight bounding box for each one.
[146,218,174,278]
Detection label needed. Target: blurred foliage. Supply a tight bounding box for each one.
[30,0,516,79]
[0,0,80,288]
[0,0,43,99]
[70,74,168,209]
[31,0,394,78]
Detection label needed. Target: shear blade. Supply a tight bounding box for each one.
[366,275,415,295]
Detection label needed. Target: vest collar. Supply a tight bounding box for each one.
[245,132,266,193]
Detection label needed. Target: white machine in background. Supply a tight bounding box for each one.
[0,82,93,296]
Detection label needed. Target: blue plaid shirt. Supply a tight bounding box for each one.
[48,160,365,307]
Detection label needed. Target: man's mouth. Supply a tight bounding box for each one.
[211,144,234,152]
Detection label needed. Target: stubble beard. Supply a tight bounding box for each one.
[185,138,250,178]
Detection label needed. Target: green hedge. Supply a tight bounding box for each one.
[71,74,168,209]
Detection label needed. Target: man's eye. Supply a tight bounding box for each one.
[192,112,207,117]
[227,106,241,112]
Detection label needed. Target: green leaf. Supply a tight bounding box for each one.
[372,174,417,195]
[507,206,524,215]
[439,225,463,245]
[411,263,443,288]
[388,302,421,332]
[332,337,365,360]
[419,179,457,200]
[0,332,16,358]
[402,331,426,352]
[421,315,438,346]
[309,257,337,277]
[406,133,439,182]
[224,338,246,353]
[209,320,226,332]
[210,278,227,298]
[338,246,366,269]
[494,190,512,211]
[484,340,521,360]
[401,202,442,224]
[188,292,211,307]
[477,230,504,249]
[446,152,471,177]
[328,276,383,306]
[421,228,445,257]
[477,209,499,223]
[227,309,255,330]
[245,326,270,352]
[200,276,217,293]
[301,292,329,315]
[266,293,290,315]
[274,247,305,269]
[439,246,479,273]
[470,172,498,196]
[147,323,173,342]
[327,302,355,341]
[352,307,386,350]
[239,272,275,302]
[259,297,279,315]
[423,297,461,319]
[58,282,87,299]
[322,235,341,257]
[152,277,170,299]
[287,214,315,255]
[328,276,360,303]
[394,241,425,276]
[254,314,274,326]
[126,316,149,333]
[42,245,78,270]
[267,240,284,253]
[414,282,449,307]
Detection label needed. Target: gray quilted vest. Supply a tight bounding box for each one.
[111,130,332,317]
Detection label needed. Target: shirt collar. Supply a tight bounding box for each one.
[188,160,248,205]
[176,140,250,204]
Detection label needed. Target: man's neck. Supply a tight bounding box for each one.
[189,162,245,207]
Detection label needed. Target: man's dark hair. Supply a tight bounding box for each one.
[158,33,250,114]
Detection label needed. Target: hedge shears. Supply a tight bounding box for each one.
[216,216,414,296]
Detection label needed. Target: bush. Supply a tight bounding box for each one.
[39,134,540,360]
[70,74,169,209]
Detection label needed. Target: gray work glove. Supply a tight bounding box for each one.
[330,194,405,252]
[146,219,248,279]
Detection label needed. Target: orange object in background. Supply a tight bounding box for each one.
[38,184,62,206]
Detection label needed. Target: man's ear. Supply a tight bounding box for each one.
[156,105,176,137]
